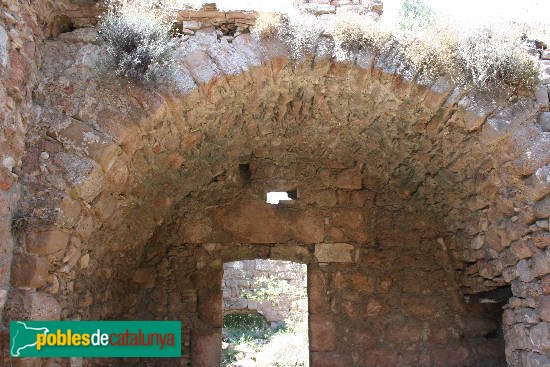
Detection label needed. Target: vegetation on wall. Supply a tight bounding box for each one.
[97,0,178,83]
[95,0,542,91]
[253,3,541,91]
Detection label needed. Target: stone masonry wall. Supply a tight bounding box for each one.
[222,259,307,324]
[0,2,549,367]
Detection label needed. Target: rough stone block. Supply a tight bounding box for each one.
[5,290,61,320]
[335,168,362,189]
[198,290,222,327]
[532,250,550,279]
[311,352,352,367]
[431,346,470,367]
[521,351,550,367]
[511,239,535,259]
[0,24,8,68]
[11,254,48,288]
[534,196,550,219]
[529,322,550,352]
[310,314,336,352]
[538,112,550,132]
[26,229,70,256]
[191,329,221,367]
[270,245,311,263]
[291,214,325,244]
[315,243,353,263]
[538,296,550,322]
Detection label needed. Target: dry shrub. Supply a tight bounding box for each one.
[457,27,539,89]
[252,9,541,90]
[399,25,460,81]
[97,0,178,83]
[330,11,393,58]
[253,12,284,39]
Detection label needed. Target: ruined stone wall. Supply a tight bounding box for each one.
[118,217,505,367]
[0,2,548,367]
[0,0,43,328]
[222,259,307,324]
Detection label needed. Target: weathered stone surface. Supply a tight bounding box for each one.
[539,112,550,132]
[310,314,336,352]
[191,329,220,367]
[315,243,354,263]
[529,322,550,352]
[26,229,70,256]
[335,168,362,190]
[534,196,550,219]
[270,245,311,262]
[0,25,8,68]
[11,254,48,288]
[5,291,61,320]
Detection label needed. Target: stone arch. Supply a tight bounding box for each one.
[2,7,549,366]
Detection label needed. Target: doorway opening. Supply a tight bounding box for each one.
[221,259,309,367]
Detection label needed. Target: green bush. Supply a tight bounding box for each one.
[97,0,177,83]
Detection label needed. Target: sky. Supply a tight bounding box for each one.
[195,0,550,28]
[383,0,550,27]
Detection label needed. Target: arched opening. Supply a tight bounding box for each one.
[2,11,548,366]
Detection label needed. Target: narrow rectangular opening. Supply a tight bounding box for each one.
[266,190,297,204]
[221,259,309,366]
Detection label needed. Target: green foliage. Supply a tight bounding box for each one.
[97,0,177,83]
[241,275,307,308]
[223,313,272,341]
[221,313,307,367]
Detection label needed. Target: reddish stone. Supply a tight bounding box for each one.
[335,168,362,190]
[330,209,368,243]
[511,239,535,259]
[539,296,550,322]
[365,299,383,316]
[326,226,347,242]
[291,213,324,243]
[310,314,337,352]
[26,229,69,256]
[213,200,289,243]
[198,290,222,327]
[541,275,550,294]
[180,218,213,243]
[0,168,15,191]
[4,290,61,320]
[7,50,29,90]
[532,232,550,249]
[309,269,329,313]
[191,329,220,367]
[385,320,425,344]
[350,273,374,292]
[431,346,470,366]
[311,352,352,367]
[352,328,377,348]
[11,254,48,288]
[358,349,398,367]
[401,297,440,320]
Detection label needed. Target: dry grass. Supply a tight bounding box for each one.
[253,10,542,91]
[253,12,284,39]
[97,0,178,83]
